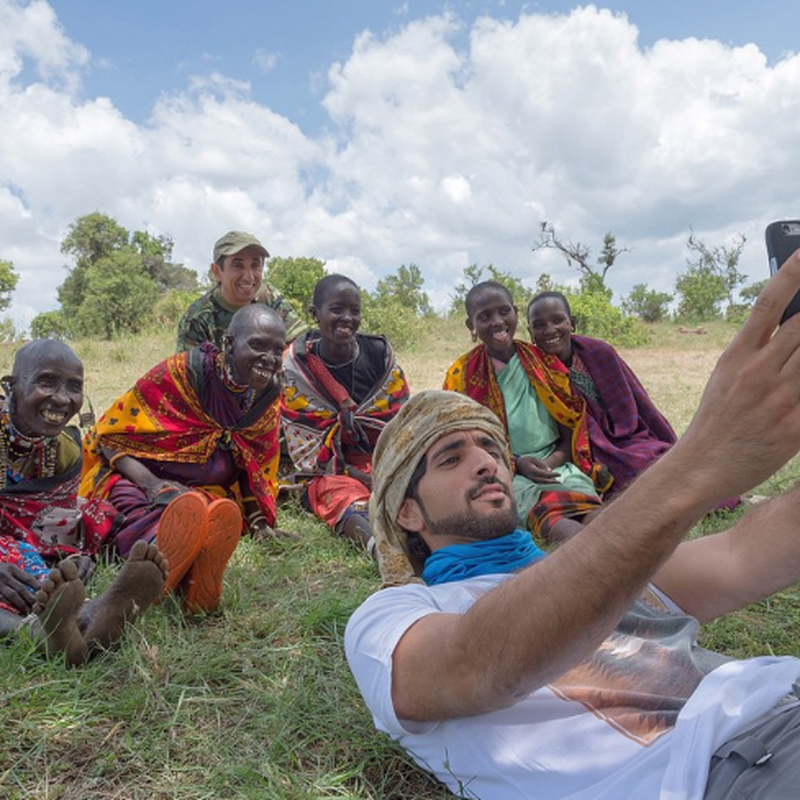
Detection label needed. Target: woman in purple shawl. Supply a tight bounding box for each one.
[527,292,676,498]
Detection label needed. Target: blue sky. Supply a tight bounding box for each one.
[2,0,800,329]
[49,1,797,132]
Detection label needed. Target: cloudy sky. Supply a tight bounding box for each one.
[2,0,799,331]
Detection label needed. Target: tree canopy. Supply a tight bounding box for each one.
[43,212,197,339]
[0,259,19,313]
[266,256,326,315]
[674,231,747,322]
[533,223,628,297]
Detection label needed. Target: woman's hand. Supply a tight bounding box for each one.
[0,563,40,614]
[247,513,301,542]
[515,456,560,484]
[143,479,190,506]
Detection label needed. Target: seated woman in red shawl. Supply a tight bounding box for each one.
[1,340,167,666]
[527,292,677,498]
[444,282,610,544]
[80,305,285,613]
[282,274,410,553]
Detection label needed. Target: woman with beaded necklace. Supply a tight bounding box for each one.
[80,305,286,613]
[0,340,160,660]
[282,274,410,553]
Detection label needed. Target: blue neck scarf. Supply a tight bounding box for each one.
[422,529,546,586]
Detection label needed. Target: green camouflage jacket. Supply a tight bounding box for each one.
[176,284,308,352]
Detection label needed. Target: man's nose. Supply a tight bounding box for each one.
[471,447,499,475]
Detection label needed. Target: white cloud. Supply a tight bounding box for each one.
[253,49,279,73]
[2,1,800,332]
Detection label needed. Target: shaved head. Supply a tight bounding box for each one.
[226,304,283,341]
[12,340,82,379]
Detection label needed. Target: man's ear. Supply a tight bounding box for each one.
[1,374,14,395]
[308,304,319,323]
[397,496,424,533]
[210,261,223,283]
[464,316,473,333]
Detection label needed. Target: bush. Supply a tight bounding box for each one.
[623,284,673,323]
[147,289,203,332]
[30,310,69,340]
[360,294,422,349]
[568,291,650,347]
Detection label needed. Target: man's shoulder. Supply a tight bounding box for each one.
[176,288,230,349]
[348,575,505,629]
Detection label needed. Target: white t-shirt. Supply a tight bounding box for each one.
[345,574,800,800]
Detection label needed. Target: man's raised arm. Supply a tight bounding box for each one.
[391,249,800,722]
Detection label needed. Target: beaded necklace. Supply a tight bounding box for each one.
[0,405,58,487]
[216,350,256,411]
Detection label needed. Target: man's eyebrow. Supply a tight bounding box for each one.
[476,434,502,450]
[428,437,466,463]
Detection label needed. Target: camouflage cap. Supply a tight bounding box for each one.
[213,231,270,263]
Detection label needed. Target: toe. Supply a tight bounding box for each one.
[128,539,148,561]
[58,560,79,581]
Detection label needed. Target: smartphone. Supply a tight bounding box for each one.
[766,220,800,323]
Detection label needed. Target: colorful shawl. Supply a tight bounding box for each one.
[80,344,281,524]
[443,341,609,489]
[570,335,676,493]
[1,427,117,561]
[282,332,410,475]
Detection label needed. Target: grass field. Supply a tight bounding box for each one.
[3,318,800,799]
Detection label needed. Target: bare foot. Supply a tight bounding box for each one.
[32,559,89,668]
[79,540,168,653]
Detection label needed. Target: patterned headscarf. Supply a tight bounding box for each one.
[370,390,511,587]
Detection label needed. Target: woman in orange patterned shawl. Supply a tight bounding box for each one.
[444,282,610,544]
[80,306,285,613]
[282,275,409,553]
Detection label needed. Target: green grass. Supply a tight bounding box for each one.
[1,503,450,799]
[3,317,800,798]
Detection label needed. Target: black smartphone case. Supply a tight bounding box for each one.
[766,220,800,323]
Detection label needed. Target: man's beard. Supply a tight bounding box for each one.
[417,476,519,542]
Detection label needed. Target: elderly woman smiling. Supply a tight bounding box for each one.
[80,305,286,614]
[0,340,166,666]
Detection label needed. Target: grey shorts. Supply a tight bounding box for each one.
[704,701,800,799]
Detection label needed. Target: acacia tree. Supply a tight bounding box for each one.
[533,222,629,297]
[674,231,747,322]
